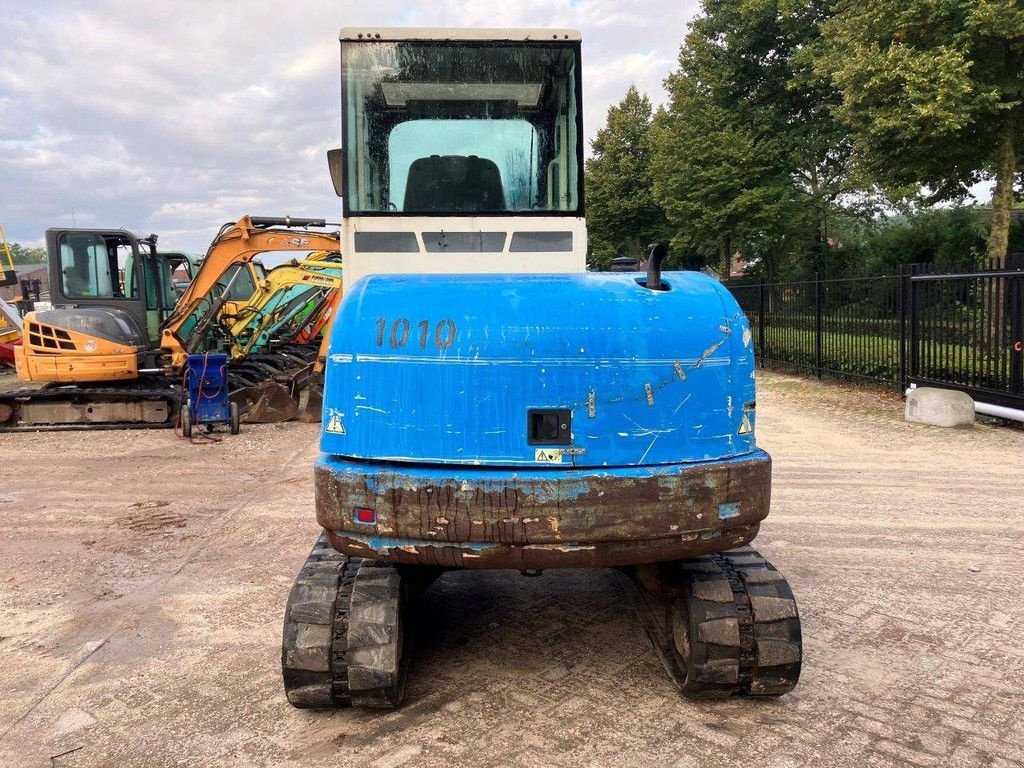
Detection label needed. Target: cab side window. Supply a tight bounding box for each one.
[221,263,258,302]
[59,233,129,299]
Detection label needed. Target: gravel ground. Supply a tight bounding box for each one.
[1,370,1023,767]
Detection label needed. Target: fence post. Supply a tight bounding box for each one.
[757,279,766,368]
[814,272,823,380]
[908,264,918,386]
[897,264,907,391]
[1011,275,1023,396]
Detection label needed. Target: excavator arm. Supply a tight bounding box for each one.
[221,255,342,359]
[293,287,341,346]
[160,215,341,372]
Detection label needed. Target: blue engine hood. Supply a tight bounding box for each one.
[321,272,757,468]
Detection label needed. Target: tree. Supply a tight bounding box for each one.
[820,0,1024,264]
[651,95,805,278]
[585,86,667,269]
[6,242,46,265]
[830,207,989,276]
[650,0,855,279]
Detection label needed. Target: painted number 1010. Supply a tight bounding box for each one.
[375,318,457,350]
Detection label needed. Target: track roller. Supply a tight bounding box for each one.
[622,546,801,700]
[282,534,410,709]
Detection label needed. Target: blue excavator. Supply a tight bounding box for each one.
[281,27,802,708]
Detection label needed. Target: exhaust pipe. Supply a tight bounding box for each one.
[646,242,668,291]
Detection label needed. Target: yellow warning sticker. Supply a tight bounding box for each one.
[326,410,346,434]
[534,448,563,463]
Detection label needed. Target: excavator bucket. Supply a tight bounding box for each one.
[232,381,298,423]
[298,372,324,423]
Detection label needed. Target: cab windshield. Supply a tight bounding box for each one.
[342,41,582,215]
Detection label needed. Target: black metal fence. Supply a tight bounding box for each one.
[907,269,1024,409]
[726,265,1024,408]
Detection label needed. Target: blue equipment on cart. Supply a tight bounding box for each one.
[180,353,240,437]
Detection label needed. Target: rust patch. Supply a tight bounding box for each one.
[325,523,761,570]
[315,454,772,569]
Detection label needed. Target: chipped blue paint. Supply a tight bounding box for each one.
[339,531,502,555]
[718,502,740,520]
[321,272,756,468]
[317,449,768,489]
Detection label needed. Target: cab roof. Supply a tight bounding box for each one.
[339,28,581,42]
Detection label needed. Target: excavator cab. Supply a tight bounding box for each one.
[16,229,185,383]
[332,31,585,285]
[220,255,342,359]
[45,229,193,343]
[217,261,266,321]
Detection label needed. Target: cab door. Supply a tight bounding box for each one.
[46,228,149,340]
[139,251,190,342]
[165,253,197,299]
[119,241,177,345]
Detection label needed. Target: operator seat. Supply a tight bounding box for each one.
[403,155,506,213]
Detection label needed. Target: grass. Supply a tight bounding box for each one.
[757,325,1012,386]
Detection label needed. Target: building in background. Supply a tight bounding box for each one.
[0,263,48,303]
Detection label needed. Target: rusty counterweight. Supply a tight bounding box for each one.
[315,452,772,570]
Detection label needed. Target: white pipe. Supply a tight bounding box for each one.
[905,384,1024,424]
[974,401,1024,423]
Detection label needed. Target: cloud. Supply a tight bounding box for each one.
[0,1,700,251]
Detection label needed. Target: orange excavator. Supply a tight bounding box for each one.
[1,216,340,431]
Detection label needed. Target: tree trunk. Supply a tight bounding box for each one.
[986,116,1017,357]
[808,169,827,276]
[720,235,732,281]
[987,116,1017,269]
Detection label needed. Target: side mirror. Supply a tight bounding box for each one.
[327,148,344,198]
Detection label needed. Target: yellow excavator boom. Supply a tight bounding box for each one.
[219,253,342,359]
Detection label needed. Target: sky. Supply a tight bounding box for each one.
[0,0,701,253]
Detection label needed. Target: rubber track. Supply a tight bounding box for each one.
[345,559,408,708]
[274,343,319,361]
[717,547,802,696]
[282,535,357,708]
[0,382,180,432]
[622,546,801,700]
[282,535,408,709]
[1,346,316,431]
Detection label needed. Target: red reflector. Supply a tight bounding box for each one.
[354,507,376,524]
